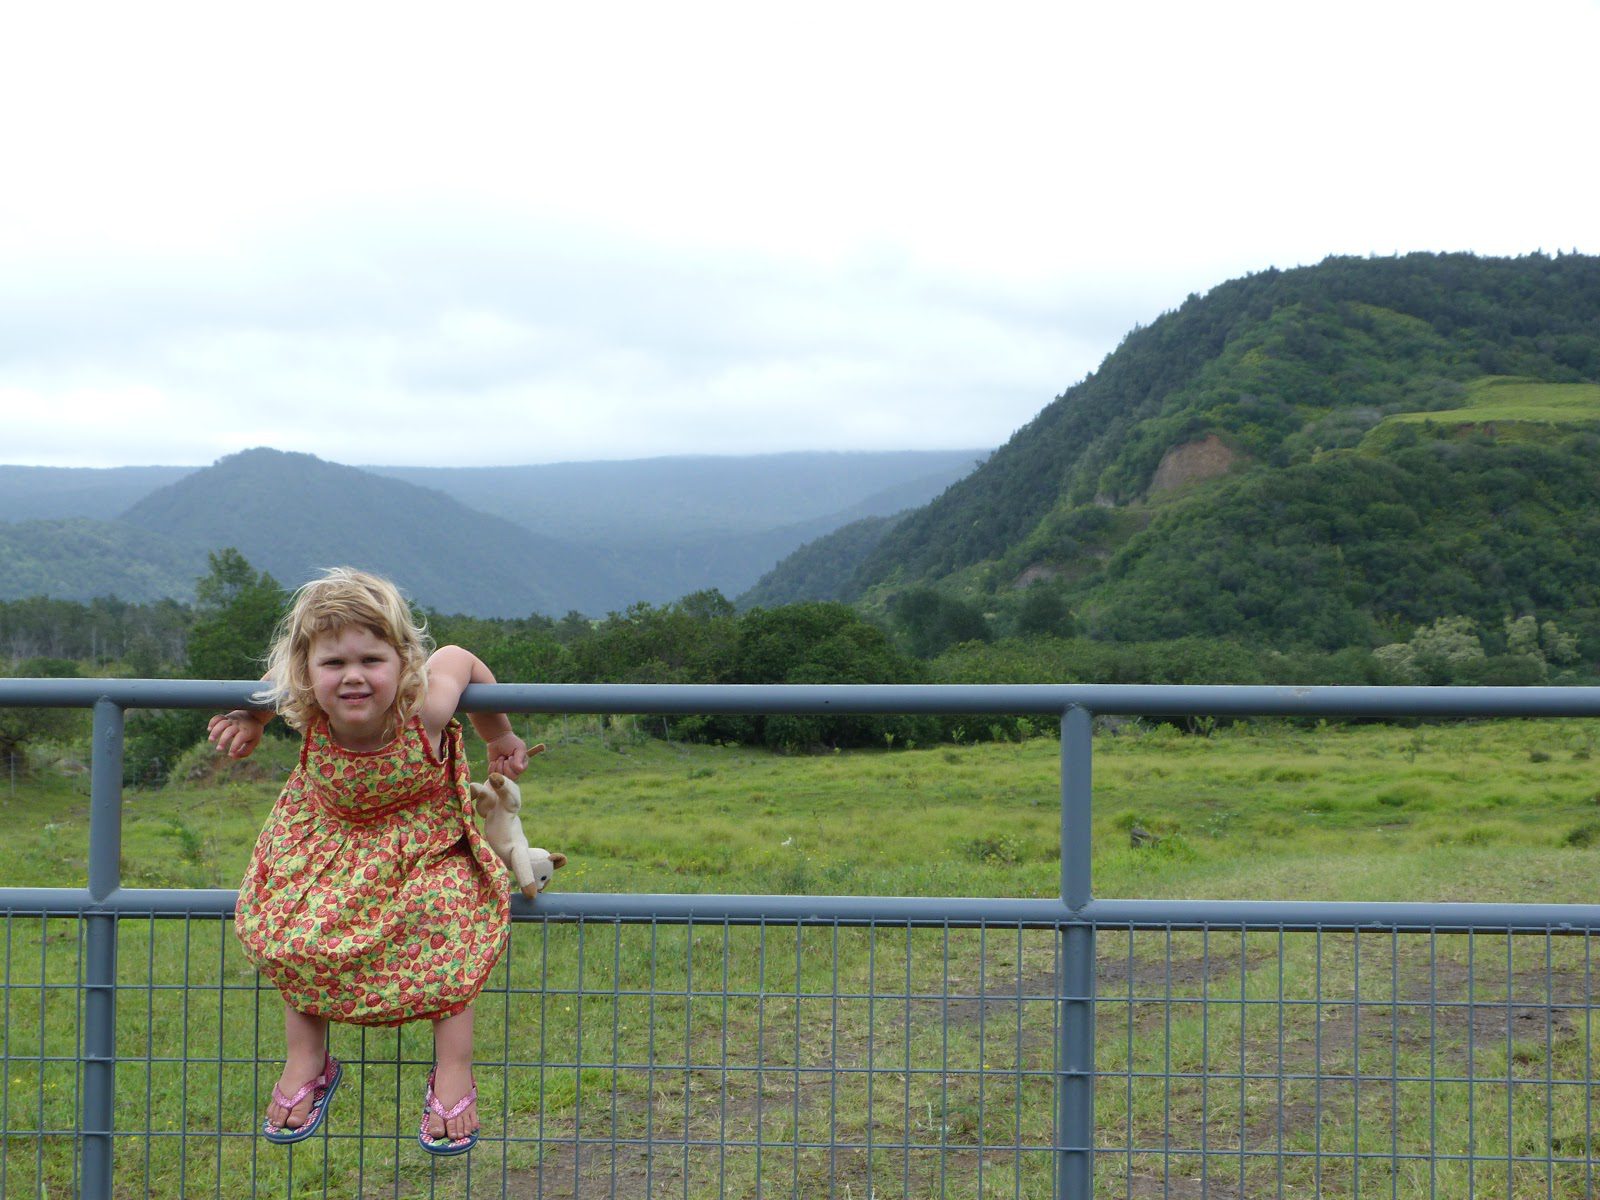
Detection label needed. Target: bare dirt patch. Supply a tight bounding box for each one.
[1148,434,1242,496]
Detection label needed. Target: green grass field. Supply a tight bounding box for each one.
[4,715,1599,1197]
[1379,376,1600,432]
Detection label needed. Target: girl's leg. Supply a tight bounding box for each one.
[427,1007,478,1141]
[266,1002,331,1130]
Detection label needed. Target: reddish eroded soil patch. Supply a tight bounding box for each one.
[1148,433,1242,495]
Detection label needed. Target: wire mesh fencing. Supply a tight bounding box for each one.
[3,909,1595,1199]
[7,679,1600,1197]
[1095,924,1598,1200]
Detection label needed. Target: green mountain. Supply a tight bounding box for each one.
[782,252,1600,651]
[118,448,631,617]
[0,451,981,613]
[738,514,905,609]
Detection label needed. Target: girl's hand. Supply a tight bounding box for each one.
[484,731,530,778]
[208,710,264,759]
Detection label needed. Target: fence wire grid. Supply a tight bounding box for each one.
[3,679,1600,1198]
[5,913,1597,1198]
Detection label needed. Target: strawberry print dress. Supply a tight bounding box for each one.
[235,716,510,1026]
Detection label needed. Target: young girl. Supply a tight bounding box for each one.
[208,567,529,1155]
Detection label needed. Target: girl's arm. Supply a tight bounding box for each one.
[424,646,529,777]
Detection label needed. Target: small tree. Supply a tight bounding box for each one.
[1499,614,1580,680]
[1013,582,1077,639]
[185,550,288,681]
[126,551,288,787]
[0,658,87,774]
[1541,619,1580,665]
[735,603,930,750]
[1504,614,1541,658]
[889,588,991,658]
[1374,616,1487,685]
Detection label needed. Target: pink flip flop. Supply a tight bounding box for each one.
[418,1067,479,1156]
[263,1054,341,1144]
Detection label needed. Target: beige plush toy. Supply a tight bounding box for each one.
[469,762,567,900]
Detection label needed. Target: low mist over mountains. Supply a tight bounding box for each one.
[368,452,981,608]
[0,466,195,522]
[0,449,982,616]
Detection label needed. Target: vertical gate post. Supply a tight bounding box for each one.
[82,697,123,1200]
[1057,705,1094,1197]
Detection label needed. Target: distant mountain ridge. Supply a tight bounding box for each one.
[368,451,982,541]
[367,451,981,606]
[0,466,195,521]
[0,448,983,614]
[116,449,628,617]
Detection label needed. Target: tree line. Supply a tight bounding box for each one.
[6,546,1592,786]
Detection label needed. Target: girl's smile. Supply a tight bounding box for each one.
[309,626,402,750]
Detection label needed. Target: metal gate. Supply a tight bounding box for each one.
[3,679,1599,1198]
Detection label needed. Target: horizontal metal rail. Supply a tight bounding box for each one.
[4,888,1600,934]
[8,676,1600,717]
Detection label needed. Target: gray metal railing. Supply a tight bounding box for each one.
[4,679,1600,1199]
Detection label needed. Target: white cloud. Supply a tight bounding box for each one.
[0,0,1596,466]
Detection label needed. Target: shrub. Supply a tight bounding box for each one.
[961,835,1023,866]
[1563,822,1600,848]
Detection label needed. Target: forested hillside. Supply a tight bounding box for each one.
[779,252,1600,656]
[737,515,903,608]
[0,519,206,605]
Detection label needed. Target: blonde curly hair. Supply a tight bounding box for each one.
[255,567,432,733]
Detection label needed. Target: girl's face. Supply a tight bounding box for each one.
[308,625,402,750]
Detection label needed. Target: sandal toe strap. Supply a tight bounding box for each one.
[272,1056,334,1117]
[426,1075,478,1122]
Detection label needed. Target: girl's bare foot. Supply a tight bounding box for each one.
[428,1007,479,1142]
[268,1004,331,1130]
[266,1046,329,1129]
[425,1059,479,1141]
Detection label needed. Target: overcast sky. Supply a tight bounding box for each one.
[2,1,1596,469]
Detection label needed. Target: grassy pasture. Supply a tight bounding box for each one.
[4,716,1600,1197]
[1380,376,1600,432]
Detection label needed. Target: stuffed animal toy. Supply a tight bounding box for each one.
[469,760,567,900]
